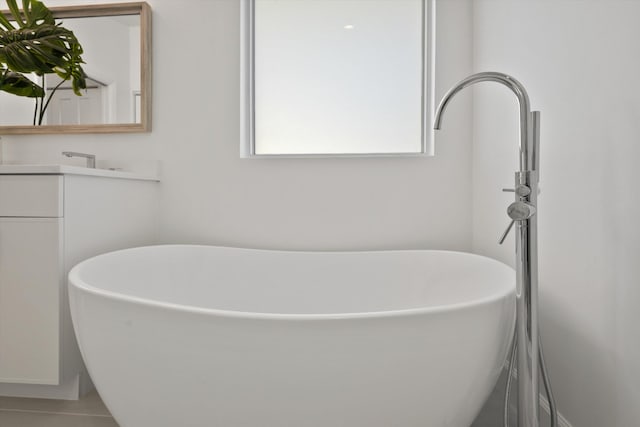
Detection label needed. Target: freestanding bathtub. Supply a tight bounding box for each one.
[69,245,515,427]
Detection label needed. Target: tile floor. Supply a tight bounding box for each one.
[0,372,547,427]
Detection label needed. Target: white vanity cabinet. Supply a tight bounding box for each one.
[0,166,159,399]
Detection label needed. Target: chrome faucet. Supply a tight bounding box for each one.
[434,72,556,427]
[62,151,96,168]
[434,72,538,172]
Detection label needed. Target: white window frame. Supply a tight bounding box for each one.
[240,0,436,158]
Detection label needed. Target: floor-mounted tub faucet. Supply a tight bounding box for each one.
[434,72,556,427]
[62,151,96,168]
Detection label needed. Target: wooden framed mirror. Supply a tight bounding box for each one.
[0,2,151,134]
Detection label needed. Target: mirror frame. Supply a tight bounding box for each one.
[0,1,151,134]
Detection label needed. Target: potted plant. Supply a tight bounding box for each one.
[0,0,86,125]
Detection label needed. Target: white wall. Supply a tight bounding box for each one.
[1,0,473,252]
[472,1,640,426]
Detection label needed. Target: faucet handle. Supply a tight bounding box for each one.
[503,185,540,196]
[498,219,515,244]
[502,185,531,197]
[508,201,536,221]
[498,201,537,244]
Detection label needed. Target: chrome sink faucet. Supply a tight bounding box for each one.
[62,151,96,168]
[434,72,556,427]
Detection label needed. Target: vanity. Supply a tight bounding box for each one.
[0,165,159,399]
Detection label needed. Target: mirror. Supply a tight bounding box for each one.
[241,0,434,157]
[0,2,151,134]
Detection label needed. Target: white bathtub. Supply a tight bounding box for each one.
[69,245,515,427]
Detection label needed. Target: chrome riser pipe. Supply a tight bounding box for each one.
[516,110,540,427]
[515,169,539,427]
[435,75,550,427]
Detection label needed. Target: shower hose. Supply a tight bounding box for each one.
[503,330,559,427]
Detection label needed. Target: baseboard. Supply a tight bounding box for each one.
[0,374,80,400]
[539,393,573,427]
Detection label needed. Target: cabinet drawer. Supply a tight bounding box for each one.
[0,175,63,217]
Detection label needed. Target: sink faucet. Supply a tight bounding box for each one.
[62,151,96,168]
[434,72,553,427]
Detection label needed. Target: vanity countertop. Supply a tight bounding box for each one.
[0,164,159,181]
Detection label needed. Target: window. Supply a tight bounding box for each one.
[240,0,435,157]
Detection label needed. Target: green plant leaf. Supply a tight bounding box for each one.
[0,1,86,89]
[6,0,24,27]
[0,0,86,123]
[4,0,53,27]
[0,10,14,31]
[21,0,55,27]
[0,67,43,97]
[0,25,80,73]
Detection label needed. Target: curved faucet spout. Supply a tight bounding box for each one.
[433,72,535,172]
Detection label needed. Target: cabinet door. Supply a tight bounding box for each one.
[0,218,61,384]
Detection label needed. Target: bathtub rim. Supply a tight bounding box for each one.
[68,244,515,321]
